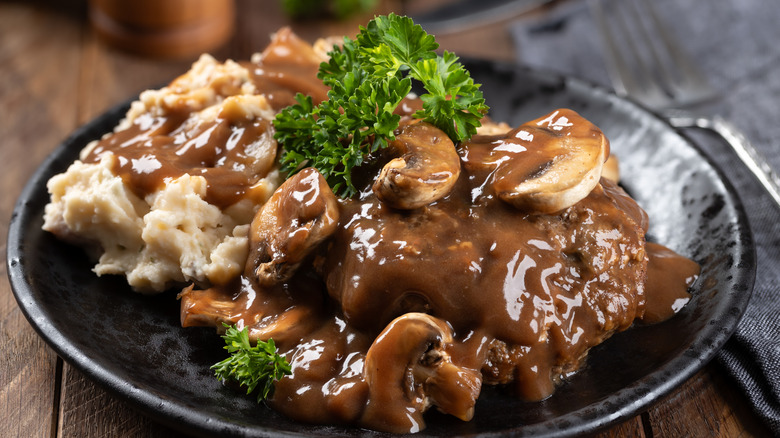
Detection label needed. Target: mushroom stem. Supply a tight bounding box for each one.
[247,167,339,286]
[361,313,482,433]
[178,279,321,346]
[413,348,481,421]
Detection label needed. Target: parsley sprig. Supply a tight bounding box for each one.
[273,13,489,197]
[211,323,291,402]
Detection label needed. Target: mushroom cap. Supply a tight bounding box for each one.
[247,167,339,285]
[492,108,609,214]
[372,122,461,210]
[361,313,481,433]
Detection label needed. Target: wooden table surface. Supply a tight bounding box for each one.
[0,1,773,437]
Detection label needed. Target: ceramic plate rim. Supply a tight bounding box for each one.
[6,61,756,437]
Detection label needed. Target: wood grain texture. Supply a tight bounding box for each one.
[57,365,188,438]
[597,416,646,438]
[646,368,773,437]
[0,3,82,438]
[0,1,771,437]
[76,32,195,124]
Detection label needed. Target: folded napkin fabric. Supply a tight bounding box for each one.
[512,0,780,434]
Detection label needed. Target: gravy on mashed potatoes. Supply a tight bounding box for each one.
[43,29,328,292]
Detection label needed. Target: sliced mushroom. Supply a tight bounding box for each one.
[247,167,339,286]
[372,122,461,210]
[179,276,324,346]
[602,154,620,183]
[492,108,609,214]
[361,313,482,433]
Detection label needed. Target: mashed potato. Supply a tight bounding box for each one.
[43,54,282,293]
[44,157,252,292]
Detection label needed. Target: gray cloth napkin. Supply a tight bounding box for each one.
[511,0,780,434]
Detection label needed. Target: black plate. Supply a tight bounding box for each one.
[7,61,755,437]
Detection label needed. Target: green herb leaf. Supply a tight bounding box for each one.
[211,323,291,402]
[273,13,489,197]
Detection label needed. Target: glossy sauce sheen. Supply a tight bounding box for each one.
[179,123,699,432]
[139,31,702,433]
[641,242,700,324]
[84,29,328,208]
[323,141,650,402]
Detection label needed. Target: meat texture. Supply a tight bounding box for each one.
[181,109,651,432]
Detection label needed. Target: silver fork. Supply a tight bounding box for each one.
[589,0,780,207]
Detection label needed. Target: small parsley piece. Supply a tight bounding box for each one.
[273,13,489,197]
[211,323,291,402]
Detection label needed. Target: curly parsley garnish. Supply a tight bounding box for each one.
[211,323,291,402]
[273,13,489,197]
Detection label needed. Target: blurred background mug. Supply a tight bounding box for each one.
[88,0,235,58]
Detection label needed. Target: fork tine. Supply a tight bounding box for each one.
[624,0,681,96]
[593,0,780,207]
[589,0,670,109]
[634,0,717,107]
[611,2,669,102]
[590,0,718,111]
[589,0,631,96]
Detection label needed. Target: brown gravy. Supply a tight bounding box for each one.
[87,28,701,434]
[641,242,700,324]
[83,29,328,208]
[179,121,699,432]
